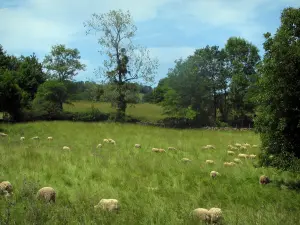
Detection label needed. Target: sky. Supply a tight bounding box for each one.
[0,0,299,86]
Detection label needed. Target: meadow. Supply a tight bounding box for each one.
[1,121,300,225]
[64,101,166,122]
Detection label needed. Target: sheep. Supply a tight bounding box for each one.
[181,158,191,162]
[235,143,242,147]
[239,146,247,151]
[168,147,176,150]
[233,158,242,163]
[36,187,56,203]
[134,144,141,148]
[152,148,159,152]
[191,208,210,222]
[158,148,166,153]
[47,137,53,141]
[259,175,270,185]
[209,207,223,223]
[20,137,25,141]
[252,144,258,148]
[210,171,220,178]
[94,199,119,212]
[227,150,235,155]
[0,181,13,194]
[205,160,215,164]
[108,139,116,144]
[0,132,8,137]
[103,139,109,143]
[96,144,102,148]
[62,146,71,150]
[238,153,249,159]
[249,154,257,159]
[227,144,234,149]
[31,136,39,140]
[243,143,251,148]
[202,145,215,150]
[224,162,236,167]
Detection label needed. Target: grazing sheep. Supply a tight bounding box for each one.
[259,175,270,185]
[97,144,102,148]
[36,187,56,203]
[168,147,176,150]
[243,143,251,148]
[252,144,258,148]
[62,146,71,150]
[31,136,39,140]
[20,137,25,141]
[209,207,223,223]
[0,132,8,137]
[47,137,53,140]
[0,181,13,194]
[249,154,257,159]
[227,144,234,149]
[108,139,116,144]
[210,171,220,178]
[134,144,141,148]
[158,148,166,153]
[233,158,242,163]
[181,158,191,162]
[238,153,249,159]
[227,151,235,155]
[224,162,236,167]
[240,146,247,151]
[205,160,215,164]
[103,139,109,143]
[94,199,119,212]
[202,145,215,150]
[235,143,242,147]
[191,208,210,222]
[152,148,159,152]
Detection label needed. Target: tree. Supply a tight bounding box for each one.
[254,7,300,171]
[33,80,69,115]
[84,9,158,121]
[224,37,260,127]
[43,44,86,81]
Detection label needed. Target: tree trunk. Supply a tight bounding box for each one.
[116,89,127,122]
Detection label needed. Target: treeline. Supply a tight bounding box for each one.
[142,37,260,128]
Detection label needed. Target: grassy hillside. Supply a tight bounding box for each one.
[1,122,300,224]
[64,101,166,122]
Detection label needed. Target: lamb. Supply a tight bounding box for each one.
[191,207,223,223]
[94,199,119,212]
[0,181,13,195]
[249,154,257,159]
[96,144,102,148]
[233,158,242,163]
[224,162,236,166]
[181,158,192,162]
[47,137,53,140]
[209,207,223,223]
[31,136,39,140]
[0,132,8,137]
[36,187,56,203]
[227,151,235,155]
[259,175,270,185]
[238,153,249,159]
[205,160,215,164]
[210,171,220,178]
[168,147,176,150]
[62,146,71,150]
[20,137,25,141]
[135,144,141,148]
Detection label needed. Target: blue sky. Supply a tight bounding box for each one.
[0,0,299,86]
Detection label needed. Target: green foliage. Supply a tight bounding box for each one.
[254,7,300,171]
[43,44,86,81]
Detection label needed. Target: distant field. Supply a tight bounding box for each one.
[1,121,300,224]
[64,101,166,122]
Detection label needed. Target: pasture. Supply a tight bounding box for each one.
[1,121,300,224]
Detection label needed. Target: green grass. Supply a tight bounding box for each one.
[1,121,300,225]
[64,101,166,122]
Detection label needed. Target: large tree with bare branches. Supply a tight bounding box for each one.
[84,9,159,121]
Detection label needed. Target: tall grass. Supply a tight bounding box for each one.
[64,101,165,122]
[1,121,300,224]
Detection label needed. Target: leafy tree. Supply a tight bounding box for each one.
[33,80,69,113]
[152,77,170,103]
[43,44,86,81]
[84,9,158,121]
[254,7,300,171]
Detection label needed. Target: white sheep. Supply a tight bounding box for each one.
[191,208,210,222]
[205,160,215,164]
[0,132,8,137]
[235,143,242,147]
[62,146,71,150]
[240,146,247,151]
[36,187,56,203]
[227,151,235,155]
[233,158,242,163]
[181,158,191,162]
[108,139,116,144]
[94,199,119,212]
[243,143,251,148]
[31,136,39,140]
[202,145,215,150]
[152,148,159,152]
[210,171,220,178]
[103,139,109,143]
[238,153,248,159]
[224,162,236,167]
[168,147,176,150]
[0,181,13,195]
[47,137,53,141]
[249,154,257,159]
[227,144,234,149]
[209,207,223,223]
[252,144,258,148]
[20,137,25,141]
[134,144,141,148]
[97,144,102,148]
[259,175,270,185]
